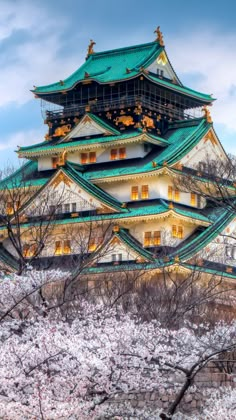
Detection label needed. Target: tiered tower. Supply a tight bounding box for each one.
[0,28,235,282]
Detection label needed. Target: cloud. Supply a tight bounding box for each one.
[167,29,236,135]
[0,128,44,152]
[0,0,79,107]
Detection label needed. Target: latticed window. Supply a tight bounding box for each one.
[23,244,30,258]
[88,238,97,252]
[112,254,122,262]
[144,232,152,247]
[172,225,177,237]
[141,185,149,199]
[119,147,126,159]
[177,226,183,239]
[89,152,96,163]
[110,149,118,160]
[6,202,14,215]
[63,240,71,254]
[168,186,173,200]
[191,193,196,206]
[55,241,62,255]
[71,203,77,212]
[64,203,70,213]
[81,153,88,164]
[153,231,161,246]
[172,225,183,239]
[131,186,139,200]
[174,189,180,201]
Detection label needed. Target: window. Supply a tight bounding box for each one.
[89,152,96,163]
[71,203,77,212]
[199,161,206,172]
[226,246,236,259]
[177,226,183,239]
[110,149,118,160]
[81,153,88,164]
[172,225,177,238]
[153,231,161,246]
[168,186,173,200]
[64,203,70,213]
[55,241,62,255]
[197,195,202,208]
[57,204,62,214]
[172,225,183,239]
[110,148,127,160]
[52,157,59,169]
[144,231,161,247]
[174,189,180,202]
[144,232,152,247]
[191,193,196,206]
[131,186,139,200]
[88,238,97,252]
[23,244,30,258]
[49,205,56,214]
[63,240,71,254]
[112,253,122,262]
[6,202,14,215]
[119,147,126,159]
[141,185,149,200]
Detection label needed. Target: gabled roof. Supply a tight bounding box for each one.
[103,228,155,262]
[33,41,213,103]
[62,113,120,142]
[174,207,235,262]
[18,165,128,215]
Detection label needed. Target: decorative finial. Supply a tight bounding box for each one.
[203,105,212,123]
[154,26,164,46]
[87,39,96,58]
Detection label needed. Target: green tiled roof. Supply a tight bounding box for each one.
[18,130,168,157]
[3,200,210,232]
[34,42,164,93]
[64,165,126,212]
[33,41,212,102]
[175,207,235,261]
[0,161,42,190]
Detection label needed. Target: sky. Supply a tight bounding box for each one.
[1,0,236,167]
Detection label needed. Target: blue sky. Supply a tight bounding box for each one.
[1,0,236,167]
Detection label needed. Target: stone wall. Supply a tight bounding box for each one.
[108,365,236,416]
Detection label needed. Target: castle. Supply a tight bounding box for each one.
[0,28,235,283]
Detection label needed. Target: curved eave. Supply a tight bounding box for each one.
[33,71,214,105]
[17,132,169,158]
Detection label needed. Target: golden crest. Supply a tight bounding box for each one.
[52,172,72,188]
[114,115,135,126]
[53,124,71,137]
[141,115,155,129]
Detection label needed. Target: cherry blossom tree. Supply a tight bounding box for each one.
[0,270,235,418]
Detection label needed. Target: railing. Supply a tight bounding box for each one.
[43,95,202,122]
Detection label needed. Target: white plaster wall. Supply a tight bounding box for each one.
[147,59,175,80]
[25,179,101,216]
[38,156,54,171]
[180,137,227,170]
[100,174,202,208]
[98,241,137,263]
[129,217,195,247]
